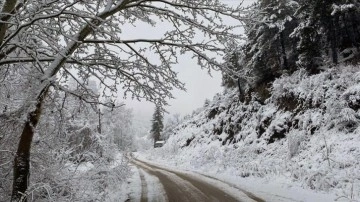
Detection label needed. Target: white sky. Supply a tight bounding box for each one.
[124,55,223,123]
[120,0,254,125]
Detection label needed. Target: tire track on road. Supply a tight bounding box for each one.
[138,169,148,202]
[133,160,204,202]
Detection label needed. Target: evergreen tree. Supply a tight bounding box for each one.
[150,105,164,142]
[329,0,360,62]
[222,51,242,88]
[236,0,360,83]
[242,0,299,87]
[294,0,339,69]
[293,20,323,73]
[294,0,360,71]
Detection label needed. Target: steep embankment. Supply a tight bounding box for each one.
[147,66,360,199]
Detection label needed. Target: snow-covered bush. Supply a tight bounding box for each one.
[0,91,132,201]
[287,129,306,158]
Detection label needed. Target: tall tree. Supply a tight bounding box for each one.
[294,0,360,71]
[241,0,299,87]
[222,51,242,88]
[0,0,246,201]
[293,20,323,73]
[150,105,164,142]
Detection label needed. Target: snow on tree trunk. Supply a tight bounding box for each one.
[11,87,48,202]
[0,0,17,44]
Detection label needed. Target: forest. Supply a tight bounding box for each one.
[1,0,360,201]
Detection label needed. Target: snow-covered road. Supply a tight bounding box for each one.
[129,157,264,202]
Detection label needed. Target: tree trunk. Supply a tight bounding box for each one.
[237,78,245,102]
[0,0,17,44]
[11,87,49,202]
[329,16,339,65]
[350,12,360,49]
[280,31,289,70]
[98,108,102,134]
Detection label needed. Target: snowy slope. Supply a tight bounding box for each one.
[143,66,360,201]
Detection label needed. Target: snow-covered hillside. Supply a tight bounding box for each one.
[145,66,360,200]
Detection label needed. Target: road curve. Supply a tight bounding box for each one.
[130,158,263,202]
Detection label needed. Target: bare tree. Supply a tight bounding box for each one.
[0,0,246,201]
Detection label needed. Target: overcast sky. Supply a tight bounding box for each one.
[124,55,223,123]
[120,0,254,125]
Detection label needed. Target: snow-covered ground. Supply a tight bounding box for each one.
[124,161,168,202]
[135,152,340,202]
[135,66,360,202]
[60,153,131,202]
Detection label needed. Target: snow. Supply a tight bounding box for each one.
[124,164,142,202]
[120,158,168,202]
[135,152,337,202]
[139,169,168,201]
[155,140,165,144]
[58,152,132,202]
[130,155,257,201]
[136,65,360,202]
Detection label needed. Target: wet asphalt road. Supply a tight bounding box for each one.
[130,158,265,202]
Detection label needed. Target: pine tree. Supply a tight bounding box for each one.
[150,105,164,142]
[303,0,341,65]
[294,0,360,71]
[242,0,299,87]
[222,51,241,88]
[293,20,323,73]
[331,0,360,61]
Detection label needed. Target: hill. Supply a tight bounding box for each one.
[145,66,360,200]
